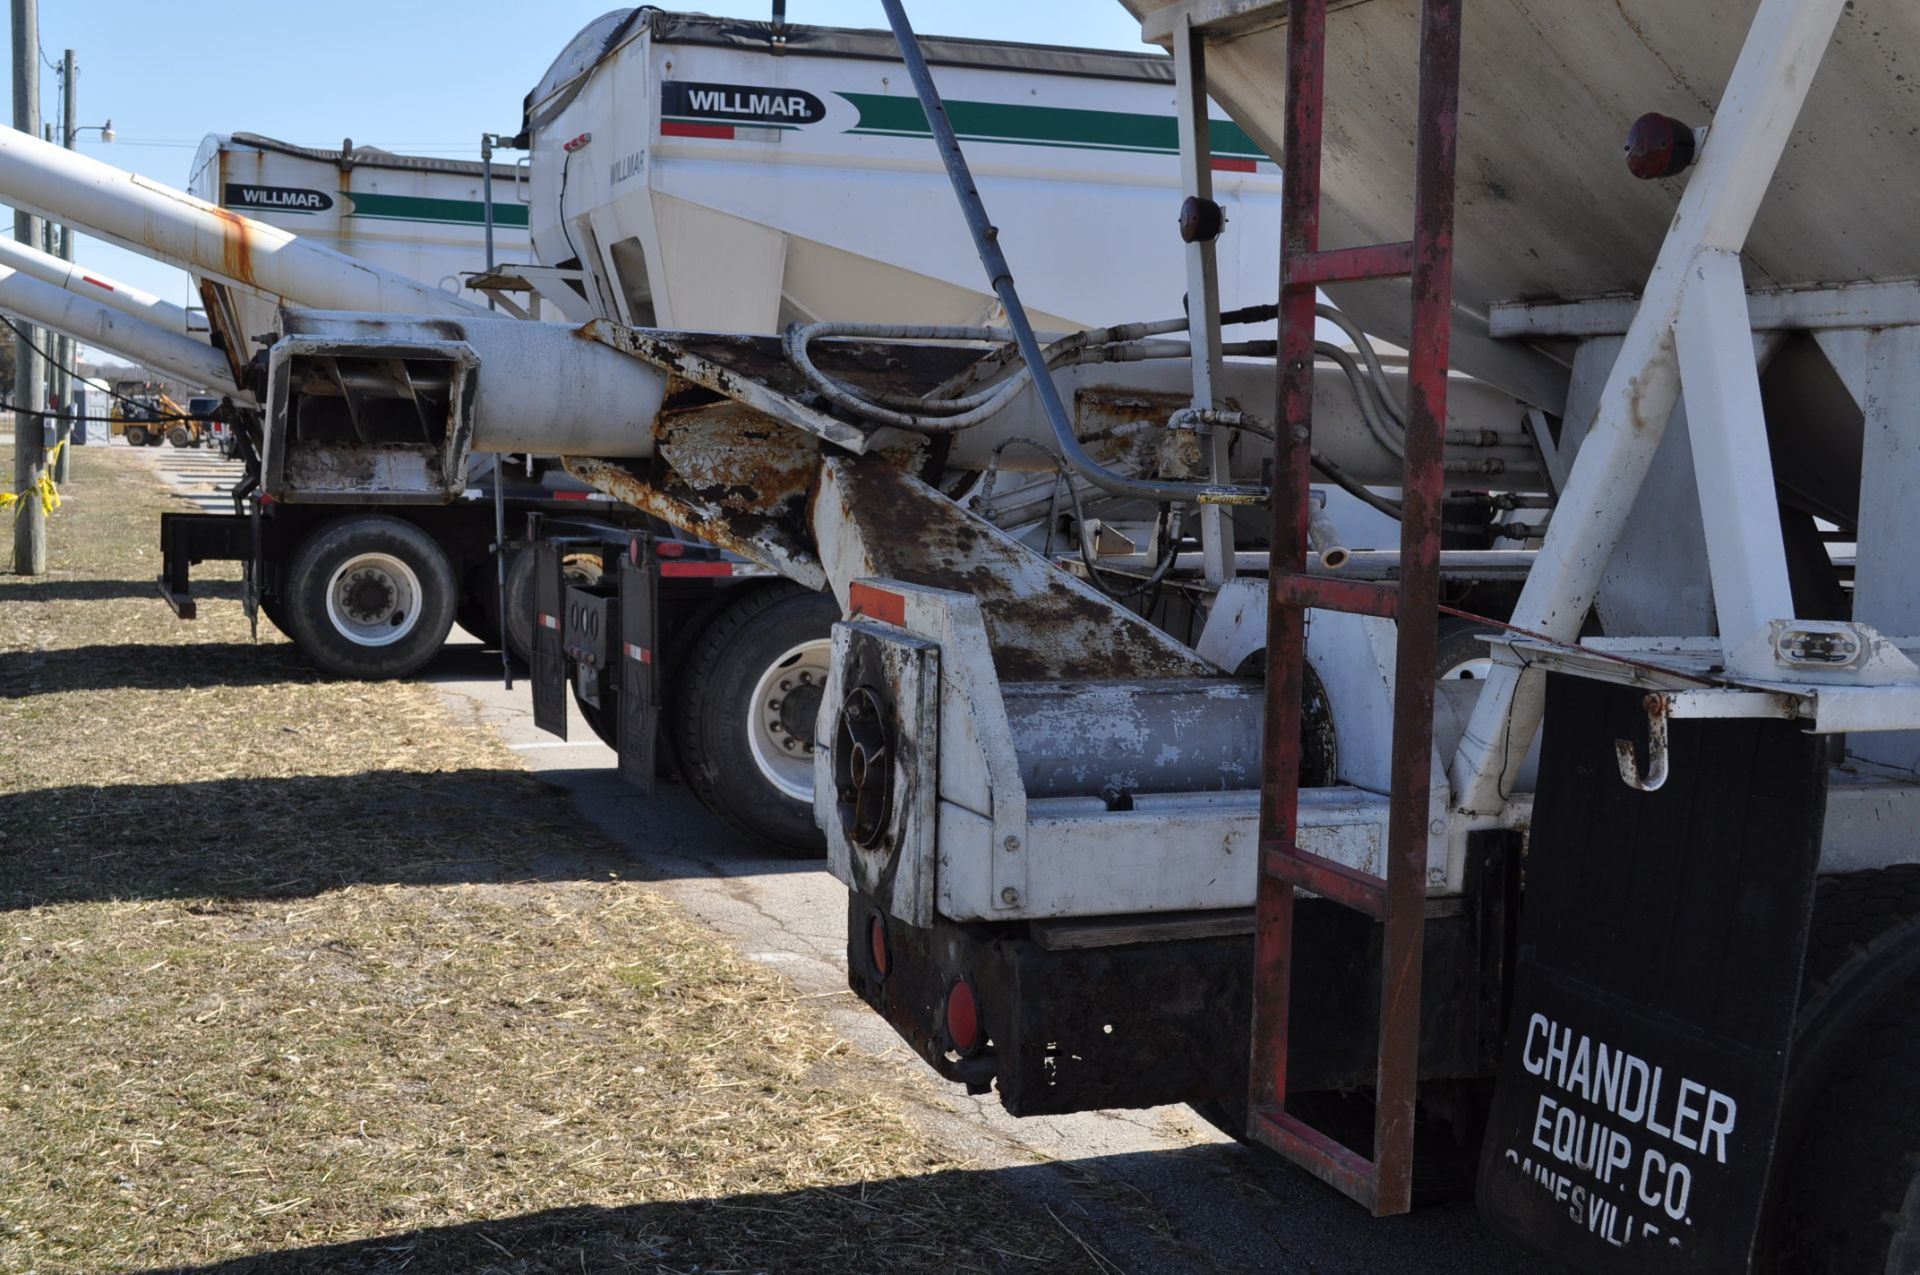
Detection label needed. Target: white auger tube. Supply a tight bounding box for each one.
[0,124,486,316]
[0,263,248,400]
[0,234,196,335]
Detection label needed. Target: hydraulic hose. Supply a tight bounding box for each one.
[878,0,1266,507]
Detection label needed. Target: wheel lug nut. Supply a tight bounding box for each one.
[769,699,783,711]
[783,739,796,750]
[800,672,813,683]
[770,722,783,733]
[780,679,793,691]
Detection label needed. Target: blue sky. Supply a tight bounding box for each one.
[6,1,1152,328]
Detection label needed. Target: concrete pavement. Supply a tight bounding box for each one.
[424,639,1530,1274]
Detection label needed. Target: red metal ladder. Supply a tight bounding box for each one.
[1250,0,1464,1217]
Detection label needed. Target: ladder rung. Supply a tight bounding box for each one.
[1270,572,1399,619]
[1283,240,1416,288]
[1262,844,1388,920]
[1248,1103,1380,1212]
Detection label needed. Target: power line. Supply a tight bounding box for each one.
[0,314,208,417]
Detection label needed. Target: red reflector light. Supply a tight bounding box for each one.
[945,978,981,1056]
[1625,112,1699,180]
[654,539,686,558]
[563,132,593,153]
[868,914,890,978]
[850,581,905,627]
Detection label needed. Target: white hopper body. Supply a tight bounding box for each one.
[1121,0,1920,412]
[186,132,546,344]
[522,9,1284,335]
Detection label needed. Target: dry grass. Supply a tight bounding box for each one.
[0,446,1094,1274]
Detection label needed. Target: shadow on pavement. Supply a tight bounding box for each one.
[0,641,312,696]
[119,1150,1527,1275]
[0,576,245,604]
[4,765,817,911]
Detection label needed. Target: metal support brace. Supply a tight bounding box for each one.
[1174,18,1235,585]
[1674,250,1795,658]
[1452,0,1849,813]
[1840,325,1920,771]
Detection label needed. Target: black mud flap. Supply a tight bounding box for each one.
[616,554,658,794]
[1478,675,1828,1273]
[530,541,568,739]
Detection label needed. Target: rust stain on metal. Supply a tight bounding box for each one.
[656,397,819,517]
[586,321,979,405]
[195,276,250,388]
[831,454,1214,683]
[564,455,826,591]
[209,205,257,289]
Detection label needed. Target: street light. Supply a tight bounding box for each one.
[70,119,112,144]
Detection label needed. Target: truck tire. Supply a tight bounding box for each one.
[457,596,500,647]
[502,548,538,663]
[167,425,192,448]
[1765,867,1920,1273]
[457,566,503,648]
[501,549,602,664]
[1770,970,1920,1274]
[123,425,149,447]
[1436,616,1500,681]
[676,583,838,854]
[574,682,617,751]
[280,515,458,680]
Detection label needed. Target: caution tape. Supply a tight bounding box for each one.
[0,438,66,516]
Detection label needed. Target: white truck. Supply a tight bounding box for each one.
[507,8,1285,848]
[1,1,1908,1269]
[159,132,632,675]
[37,12,1283,853]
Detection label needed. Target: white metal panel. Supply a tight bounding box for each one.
[528,20,1285,338]
[1122,0,1903,405]
[1846,325,1920,771]
[936,788,1393,921]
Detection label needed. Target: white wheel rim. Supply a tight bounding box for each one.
[1441,658,1494,681]
[324,552,423,647]
[746,638,832,803]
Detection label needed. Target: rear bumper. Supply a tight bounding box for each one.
[158,510,252,618]
[844,830,1518,1118]
[846,894,1251,1115]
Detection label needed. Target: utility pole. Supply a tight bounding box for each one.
[51,46,72,482]
[9,0,45,574]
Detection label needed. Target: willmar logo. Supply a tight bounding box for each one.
[661,81,827,127]
[224,183,333,213]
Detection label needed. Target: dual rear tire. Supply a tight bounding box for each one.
[675,584,838,854]
[278,515,457,680]
[1765,867,1920,1274]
